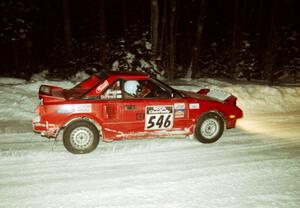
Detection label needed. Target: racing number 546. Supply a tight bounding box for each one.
[146,114,172,129]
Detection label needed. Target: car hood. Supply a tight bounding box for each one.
[180,89,238,106]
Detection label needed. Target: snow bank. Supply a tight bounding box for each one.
[172,78,300,114]
[0,80,74,121]
[170,78,300,138]
[0,77,27,85]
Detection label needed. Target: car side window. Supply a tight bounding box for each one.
[100,80,123,100]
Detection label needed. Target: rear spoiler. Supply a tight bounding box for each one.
[39,84,66,103]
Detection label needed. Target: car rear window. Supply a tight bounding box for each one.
[65,73,107,99]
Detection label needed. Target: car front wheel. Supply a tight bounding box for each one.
[63,121,99,154]
[195,112,224,143]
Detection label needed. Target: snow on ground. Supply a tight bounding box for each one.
[171,78,300,139]
[0,75,300,208]
[0,79,73,121]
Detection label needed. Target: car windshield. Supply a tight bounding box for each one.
[152,78,186,98]
[65,72,107,99]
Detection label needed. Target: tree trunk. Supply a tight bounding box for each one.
[230,0,242,79]
[255,0,264,52]
[168,0,177,80]
[158,0,168,61]
[190,0,208,78]
[99,0,106,37]
[264,0,280,84]
[151,0,159,60]
[254,0,265,77]
[99,0,106,64]
[88,0,97,35]
[63,0,73,60]
[122,0,128,39]
[184,0,193,70]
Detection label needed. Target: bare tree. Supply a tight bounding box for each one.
[63,0,73,60]
[190,0,208,78]
[264,0,280,84]
[230,0,242,79]
[254,0,265,77]
[122,0,128,39]
[151,0,159,60]
[255,0,265,56]
[183,0,194,70]
[88,0,97,34]
[99,0,106,64]
[158,0,168,61]
[167,0,177,80]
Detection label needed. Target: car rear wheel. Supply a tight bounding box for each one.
[195,112,224,143]
[63,121,99,154]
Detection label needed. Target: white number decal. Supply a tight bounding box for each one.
[145,106,173,130]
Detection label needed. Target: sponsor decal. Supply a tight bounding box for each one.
[74,104,92,113]
[174,103,185,109]
[145,106,174,130]
[189,103,200,109]
[57,105,74,114]
[175,109,185,118]
[101,89,122,99]
[96,80,109,94]
[174,103,185,118]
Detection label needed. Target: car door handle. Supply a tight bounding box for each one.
[125,105,135,110]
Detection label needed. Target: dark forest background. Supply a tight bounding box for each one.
[0,0,299,83]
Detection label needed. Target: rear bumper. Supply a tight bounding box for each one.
[32,121,60,138]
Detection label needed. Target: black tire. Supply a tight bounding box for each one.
[194,112,224,143]
[63,120,99,154]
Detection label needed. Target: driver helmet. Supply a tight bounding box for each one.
[124,80,140,95]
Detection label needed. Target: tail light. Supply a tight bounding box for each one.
[36,105,45,115]
[36,105,40,114]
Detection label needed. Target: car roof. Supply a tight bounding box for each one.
[105,70,150,80]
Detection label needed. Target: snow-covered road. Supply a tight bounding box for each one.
[1,113,300,208]
[0,75,300,207]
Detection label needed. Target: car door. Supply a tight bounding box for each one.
[144,98,191,134]
[101,78,192,138]
[101,79,147,135]
[118,98,146,133]
[116,79,147,134]
[141,79,192,136]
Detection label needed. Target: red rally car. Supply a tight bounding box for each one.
[33,71,243,154]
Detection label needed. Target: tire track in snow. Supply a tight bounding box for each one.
[1,117,300,208]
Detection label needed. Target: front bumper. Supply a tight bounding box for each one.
[32,120,60,138]
[226,108,243,129]
[226,119,238,129]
